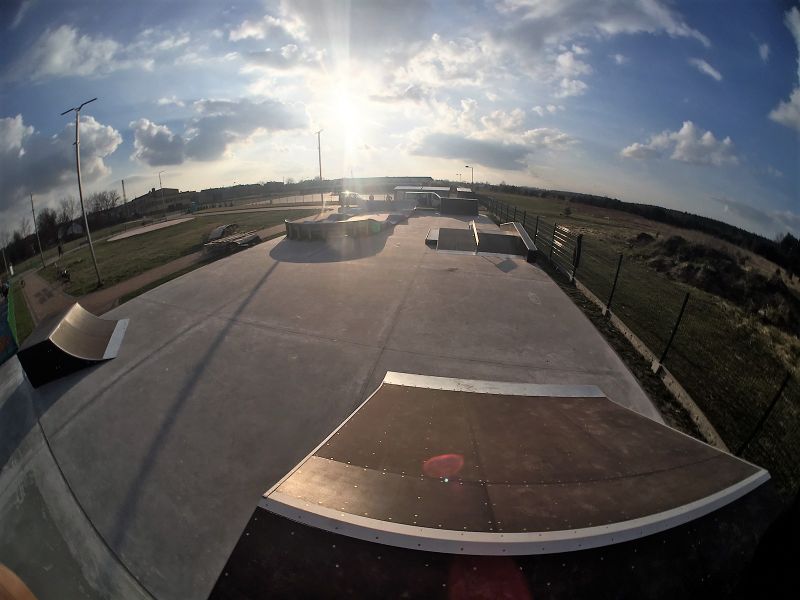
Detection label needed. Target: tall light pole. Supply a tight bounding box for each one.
[60,97,102,287]
[29,193,46,269]
[464,165,474,187]
[316,129,324,207]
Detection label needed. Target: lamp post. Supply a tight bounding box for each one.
[464,165,474,187]
[29,193,46,269]
[60,97,102,287]
[316,129,324,208]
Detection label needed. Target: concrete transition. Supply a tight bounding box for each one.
[285,212,408,241]
[16,303,129,388]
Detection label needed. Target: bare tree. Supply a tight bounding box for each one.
[58,196,78,225]
[89,190,121,213]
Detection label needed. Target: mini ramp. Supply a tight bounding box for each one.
[17,303,129,388]
[211,372,769,597]
[428,220,536,262]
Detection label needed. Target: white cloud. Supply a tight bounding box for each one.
[10,0,35,30]
[621,121,738,166]
[129,98,307,166]
[555,50,592,77]
[6,25,175,82]
[229,14,305,42]
[242,44,322,71]
[130,119,185,166]
[0,114,33,155]
[611,53,629,65]
[759,42,770,62]
[481,108,526,132]
[555,78,588,98]
[522,128,575,150]
[156,96,185,107]
[768,8,800,132]
[532,104,564,116]
[0,113,121,205]
[497,0,710,49]
[769,88,800,131]
[689,58,722,81]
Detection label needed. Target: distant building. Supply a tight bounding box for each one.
[393,185,473,202]
[129,188,198,214]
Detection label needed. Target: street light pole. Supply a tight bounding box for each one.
[464,165,474,187]
[30,193,46,269]
[60,97,102,287]
[316,129,324,208]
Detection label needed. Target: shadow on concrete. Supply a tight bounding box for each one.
[268,228,394,263]
[106,260,280,555]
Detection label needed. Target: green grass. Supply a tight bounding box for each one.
[9,281,34,345]
[116,230,289,305]
[40,210,316,296]
[486,192,800,499]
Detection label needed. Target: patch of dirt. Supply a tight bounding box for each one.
[637,235,800,336]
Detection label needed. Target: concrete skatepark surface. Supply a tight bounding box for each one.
[1,212,767,599]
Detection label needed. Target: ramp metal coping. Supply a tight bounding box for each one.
[262,470,767,555]
[469,220,480,253]
[103,319,130,359]
[261,372,769,556]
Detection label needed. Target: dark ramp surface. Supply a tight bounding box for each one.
[16,303,128,388]
[261,373,767,555]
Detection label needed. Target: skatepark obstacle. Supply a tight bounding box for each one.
[261,372,768,555]
[16,303,129,388]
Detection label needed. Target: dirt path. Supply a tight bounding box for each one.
[20,272,74,324]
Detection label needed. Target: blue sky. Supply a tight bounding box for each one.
[1,0,798,238]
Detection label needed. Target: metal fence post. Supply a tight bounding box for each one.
[534,216,539,244]
[737,371,792,456]
[572,234,583,281]
[522,211,527,228]
[513,206,517,222]
[549,223,557,261]
[658,292,690,365]
[606,253,623,312]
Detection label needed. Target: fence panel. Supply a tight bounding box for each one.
[574,237,619,306]
[741,376,800,497]
[611,260,689,355]
[666,293,789,451]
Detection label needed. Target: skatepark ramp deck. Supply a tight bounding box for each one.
[428,220,536,261]
[17,303,129,388]
[259,372,768,555]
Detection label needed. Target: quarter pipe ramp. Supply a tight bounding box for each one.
[17,303,129,388]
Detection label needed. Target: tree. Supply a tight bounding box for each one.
[89,190,120,213]
[36,207,59,246]
[58,196,78,225]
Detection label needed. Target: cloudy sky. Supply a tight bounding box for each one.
[1,0,798,237]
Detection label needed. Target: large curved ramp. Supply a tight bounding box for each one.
[261,372,768,555]
[17,303,128,388]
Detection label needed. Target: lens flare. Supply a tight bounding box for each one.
[422,453,465,478]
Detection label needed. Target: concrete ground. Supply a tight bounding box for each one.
[105,217,195,242]
[1,212,660,599]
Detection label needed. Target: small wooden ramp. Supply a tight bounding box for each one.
[17,303,128,388]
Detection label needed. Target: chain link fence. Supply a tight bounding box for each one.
[481,196,799,499]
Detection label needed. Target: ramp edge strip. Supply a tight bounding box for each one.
[259,469,768,555]
[382,372,605,397]
[103,318,130,360]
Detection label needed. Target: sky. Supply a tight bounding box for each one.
[1,0,798,238]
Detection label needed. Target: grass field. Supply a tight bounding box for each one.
[9,281,34,345]
[485,192,800,499]
[39,209,316,296]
